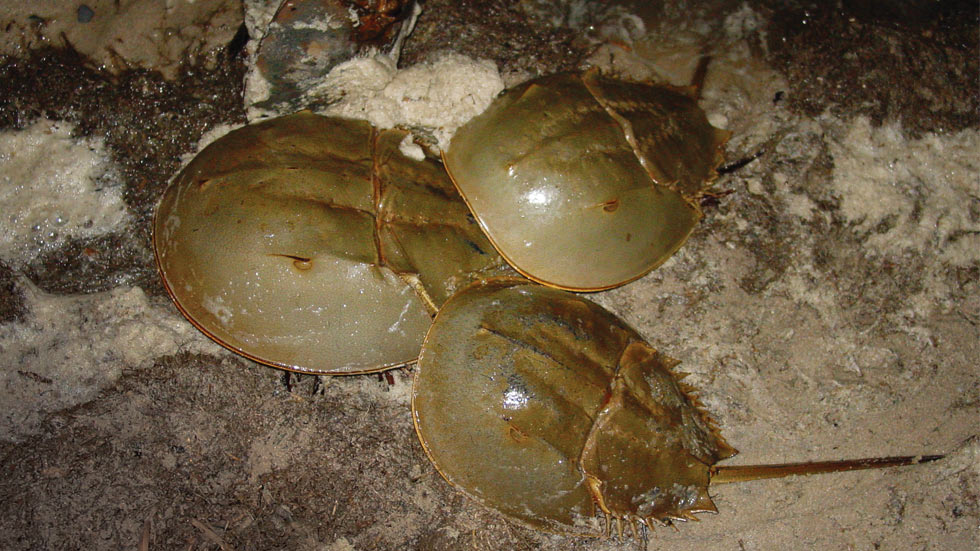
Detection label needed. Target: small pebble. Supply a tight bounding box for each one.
[77,4,94,23]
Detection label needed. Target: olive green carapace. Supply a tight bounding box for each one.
[444,70,730,291]
[153,112,508,374]
[412,278,736,535]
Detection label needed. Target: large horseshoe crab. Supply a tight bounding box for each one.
[444,66,729,291]
[412,278,944,537]
[153,111,510,374]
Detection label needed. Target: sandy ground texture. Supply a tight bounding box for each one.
[0,0,977,550]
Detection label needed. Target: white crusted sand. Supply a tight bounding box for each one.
[0,119,129,266]
[0,280,224,441]
[830,116,980,266]
[316,52,504,151]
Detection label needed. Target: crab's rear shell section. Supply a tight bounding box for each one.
[153,112,507,374]
[412,278,736,535]
[444,70,729,291]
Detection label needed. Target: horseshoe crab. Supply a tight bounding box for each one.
[412,278,943,536]
[444,68,729,291]
[153,112,509,374]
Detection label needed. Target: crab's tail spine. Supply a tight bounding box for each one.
[690,56,711,101]
[708,454,945,485]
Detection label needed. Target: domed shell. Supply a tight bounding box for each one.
[153,112,508,374]
[444,70,729,291]
[412,278,735,535]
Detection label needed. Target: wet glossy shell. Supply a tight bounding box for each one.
[444,70,729,291]
[412,278,736,535]
[153,112,507,374]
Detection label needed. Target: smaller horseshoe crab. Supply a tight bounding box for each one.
[412,278,943,536]
[153,112,509,374]
[444,66,729,292]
